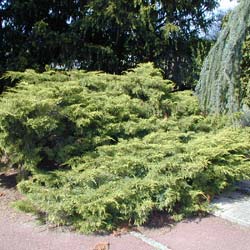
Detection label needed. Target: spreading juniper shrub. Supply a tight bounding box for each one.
[1,63,250,233]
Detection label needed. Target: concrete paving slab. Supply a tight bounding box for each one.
[211,181,250,228]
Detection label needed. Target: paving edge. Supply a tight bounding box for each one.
[130,231,171,250]
[213,210,250,228]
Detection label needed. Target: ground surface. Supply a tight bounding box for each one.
[1,172,250,250]
[212,181,250,227]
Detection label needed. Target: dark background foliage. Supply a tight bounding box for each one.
[0,0,218,89]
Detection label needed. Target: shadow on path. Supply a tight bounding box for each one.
[0,171,17,189]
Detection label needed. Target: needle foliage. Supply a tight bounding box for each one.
[196,0,250,114]
[1,63,250,233]
[0,0,217,88]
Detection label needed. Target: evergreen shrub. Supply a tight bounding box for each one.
[0,63,250,233]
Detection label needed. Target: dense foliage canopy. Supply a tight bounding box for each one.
[0,0,218,88]
[1,64,250,233]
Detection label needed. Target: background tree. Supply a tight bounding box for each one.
[0,0,218,89]
[196,0,250,114]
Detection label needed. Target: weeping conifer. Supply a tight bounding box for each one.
[196,0,250,114]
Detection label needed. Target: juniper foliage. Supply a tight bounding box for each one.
[1,63,250,233]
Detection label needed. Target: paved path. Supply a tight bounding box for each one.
[213,192,250,227]
[212,181,250,227]
[141,216,250,250]
[1,174,250,250]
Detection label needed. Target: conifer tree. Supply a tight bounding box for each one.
[0,0,217,88]
[196,0,250,114]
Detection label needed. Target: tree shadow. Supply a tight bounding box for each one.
[0,171,18,189]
